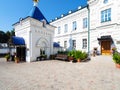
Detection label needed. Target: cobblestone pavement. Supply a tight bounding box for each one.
[0,56,120,90]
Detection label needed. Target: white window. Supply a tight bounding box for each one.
[72,21,77,30]
[104,0,108,4]
[58,41,60,46]
[64,41,67,48]
[64,24,68,33]
[82,39,87,49]
[72,40,76,49]
[83,18,88,28]
[101,8,111,22]
[58,26,61,34]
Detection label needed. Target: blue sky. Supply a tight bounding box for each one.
[0,0,87,32]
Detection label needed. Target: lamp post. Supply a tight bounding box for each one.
[87,5,90,58]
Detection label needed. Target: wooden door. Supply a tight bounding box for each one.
[101,41,111,55]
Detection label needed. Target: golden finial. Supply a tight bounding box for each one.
[33,0,39,3]
[33,0,39,6]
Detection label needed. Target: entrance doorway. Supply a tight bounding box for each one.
[101,41,111,55]
[16,47,26,61]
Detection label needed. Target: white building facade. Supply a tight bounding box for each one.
[50,0,120,55]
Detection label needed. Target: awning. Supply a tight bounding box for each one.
[53,42,60,47]
[12,36,25,45]
[97,35,112,41]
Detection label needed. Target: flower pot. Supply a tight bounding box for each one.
[116,64,120,68]
[6,58,9,62]
[15,60,19,63]
[15,57,20,63]
[77,59,81,62]
[68,56,74,61]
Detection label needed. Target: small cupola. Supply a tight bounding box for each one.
[28,0,49,24]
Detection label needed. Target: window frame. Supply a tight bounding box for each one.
[83,18,88,28]
[64,41,67,49]
[72,21,77,31]
[101,8,111,23]
[72,40,76,49]
[103,0,108,4]
[64,24,68,33]
[82,39,87,49]
[58,26,61,34]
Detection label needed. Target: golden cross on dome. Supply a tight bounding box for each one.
[33,0,39,3]
[33,0,39,6]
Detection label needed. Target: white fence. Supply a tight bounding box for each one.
[0,48,9,54]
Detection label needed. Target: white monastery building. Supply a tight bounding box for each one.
[13,0,55,62]
[13,0,120,62]
[50,0,120,55]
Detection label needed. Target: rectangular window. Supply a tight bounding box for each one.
[58,26,61,34]
[104,0,108,4]
[82,39,87,49]
[64,24,68,33]
[72,40,76,49]
[64,41,67,48]
[83,18,88,28]
[72,21,77,30]
[101,8,111,22]
[58,41,60,46]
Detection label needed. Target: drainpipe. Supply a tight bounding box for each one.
[87,5,90,58]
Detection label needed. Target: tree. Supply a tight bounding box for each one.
[0,29,15,43]
[0,31,8,43]
[6,29,15,45]
[6,29,15,39]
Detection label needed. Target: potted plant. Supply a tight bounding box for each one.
[68,50,75,61]
[81,52,87,60]
[14,53,19,63]
[5,53,10,62]
[14,57,20,63]
[113,52,120,68]
[75,50,82,62]
[112,47,117,54]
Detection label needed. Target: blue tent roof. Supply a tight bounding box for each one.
[28,6,48,24]
[53,42,60,47]
[12,36,25,45]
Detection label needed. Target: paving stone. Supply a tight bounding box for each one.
[0,56,120,90]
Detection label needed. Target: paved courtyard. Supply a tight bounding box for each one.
[0,56,120,90]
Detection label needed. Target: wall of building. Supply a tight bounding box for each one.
[30,19,54,61]
[51,0,120,54]
[89,0,120,52]
[51,7,88,52]
[14,17,55,62]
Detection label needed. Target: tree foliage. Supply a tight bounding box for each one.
[0,29,15,43]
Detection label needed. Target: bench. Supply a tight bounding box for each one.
[55,54,68,60]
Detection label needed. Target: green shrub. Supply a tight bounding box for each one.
[75,50,82,60]
[68,50,75,57]
[113,52,120,64]
[74,51,87,60]
[81,52,87,60]
[5,54,10,61]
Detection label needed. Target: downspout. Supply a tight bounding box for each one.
[87,5,90,57]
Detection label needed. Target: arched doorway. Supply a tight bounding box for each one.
[36,37,50,58]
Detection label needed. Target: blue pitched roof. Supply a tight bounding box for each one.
[28,6,48,24]
[12,36,25,45]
